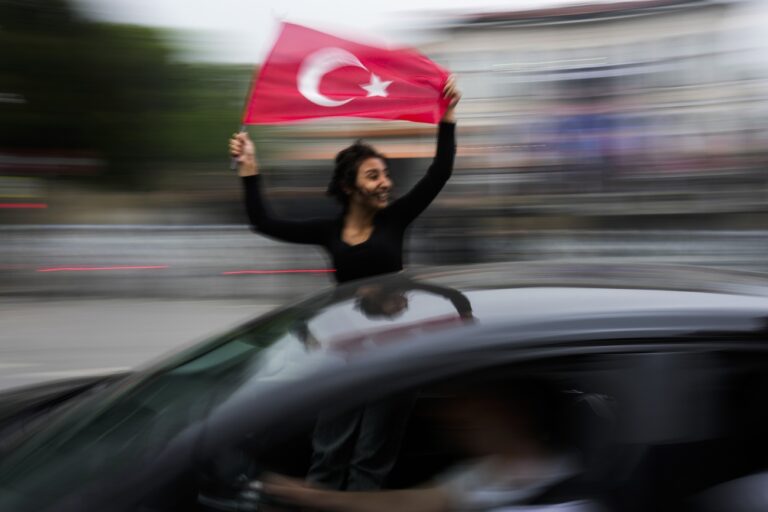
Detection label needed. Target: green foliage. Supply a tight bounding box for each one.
[0,0,255,189]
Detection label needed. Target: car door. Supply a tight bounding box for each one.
[124,324,768,512]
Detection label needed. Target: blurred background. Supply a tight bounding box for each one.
[2,0,768,388]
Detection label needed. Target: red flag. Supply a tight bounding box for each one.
[242,23,451,125]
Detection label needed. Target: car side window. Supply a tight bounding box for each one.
[188,363,614,512]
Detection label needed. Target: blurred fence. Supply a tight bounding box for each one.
[4,225,768,301]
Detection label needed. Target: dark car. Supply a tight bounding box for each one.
[2,262,768,512]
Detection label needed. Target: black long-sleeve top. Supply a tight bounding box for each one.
[242,122,456,284]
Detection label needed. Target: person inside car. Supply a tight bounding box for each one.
[260,378,605,512]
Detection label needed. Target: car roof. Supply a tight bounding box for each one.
[253,262,768,359]
[405,262,768,298]
[318,262,768,331]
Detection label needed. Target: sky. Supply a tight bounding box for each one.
[72,0,641,63]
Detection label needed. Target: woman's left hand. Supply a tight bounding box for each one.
[441,75,461,123]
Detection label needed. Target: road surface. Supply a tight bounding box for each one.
[0,298,274,391]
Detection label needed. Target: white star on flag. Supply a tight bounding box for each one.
[360,73,392,98]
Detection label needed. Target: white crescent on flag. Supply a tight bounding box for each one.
[297,47,368,107]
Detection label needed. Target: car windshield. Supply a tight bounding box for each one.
[0,275,472,509]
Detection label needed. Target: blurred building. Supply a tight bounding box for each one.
[424,0,768,199]
[263,0,768,228]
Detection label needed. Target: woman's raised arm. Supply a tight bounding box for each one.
[231,132,330,245]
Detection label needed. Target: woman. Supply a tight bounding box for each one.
[229,77,460,284]
[228,77,460,491]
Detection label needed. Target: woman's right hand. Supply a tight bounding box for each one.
[229,131,259,177]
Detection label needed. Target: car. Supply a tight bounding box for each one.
[2,262,768,512]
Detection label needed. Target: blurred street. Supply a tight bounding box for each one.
[5,223,768,392]
[4,0,768,392]
[0,298,272,391]
[5,224,768,300]
[0,225,334,301]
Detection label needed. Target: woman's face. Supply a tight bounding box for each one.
[350,157,392,210]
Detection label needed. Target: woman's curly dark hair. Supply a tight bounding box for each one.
[326,140,387,205]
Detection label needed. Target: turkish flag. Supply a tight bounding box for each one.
[242,23,451,125]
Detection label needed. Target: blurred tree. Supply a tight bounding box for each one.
[0,0,253,189]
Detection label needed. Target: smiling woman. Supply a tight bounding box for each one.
[228,76,459,285]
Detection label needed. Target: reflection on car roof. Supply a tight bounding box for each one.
[292,263,768,354]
